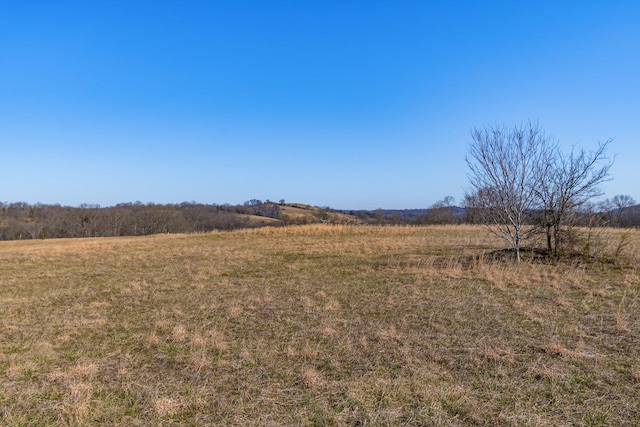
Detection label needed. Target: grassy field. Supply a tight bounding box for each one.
[1,225,639,426]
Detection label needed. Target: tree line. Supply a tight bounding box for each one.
[2,194,637,242]
[0,201,283,240]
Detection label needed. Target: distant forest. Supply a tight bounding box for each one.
[0,199,638,241]
[0,201,280,240]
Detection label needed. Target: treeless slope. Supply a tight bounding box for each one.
[279,204,315,218]
[279,203,361,224]
[245,214,282,226]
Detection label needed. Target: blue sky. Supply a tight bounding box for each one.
[1,1,638,209]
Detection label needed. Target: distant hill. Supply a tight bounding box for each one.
[2,199,637,242]
[0,200,361,240]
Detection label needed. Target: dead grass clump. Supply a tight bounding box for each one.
[144,332,161,347]
[616,314,631,334]
[375,326,402,343]
[63,382,94,423]
[5,361,37,381]
[300,344,320,360]
[529,363,566,381]
[70,362,99,379]
[475,345,516,366]
[190,352,211,371]
[540,342,571,357]
[322,298,340,311]
[300,295,313,310]
[47,362,99,383]
[170,324,188,343]
[153,319,172,331]
[202,329,229,351]
[320,327,337,338]
[283,346,297,359]
[539,343,602,362]
[301,367,323,389]
[227,304,244,318]
[152,396,182,418]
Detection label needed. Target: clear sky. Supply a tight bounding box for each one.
[1,1,638,209]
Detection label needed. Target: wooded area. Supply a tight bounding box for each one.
[1,197,638,241]
[0,201,280,240]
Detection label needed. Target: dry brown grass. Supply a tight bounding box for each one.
[1,225,638,425]
[246,215,282,225]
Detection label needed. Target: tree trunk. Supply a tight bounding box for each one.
[514,230,521,263]
[553,223,561,254]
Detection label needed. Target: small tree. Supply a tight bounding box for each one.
[611,194,636,227]
[534,140,613,254]
[466,121,614,261]
[465,122,550,262]
[425,196,457,224]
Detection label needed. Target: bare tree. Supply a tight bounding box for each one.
[425,196,457,224]
[103,207,129,236]
[597,198,615,226]
[611,194,636,227]
[23,220,45,239]
[466,122,551,262]
[466,121,615,260]
[534,140,613,254]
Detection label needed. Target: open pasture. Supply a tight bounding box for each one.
[1,225,639,426]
